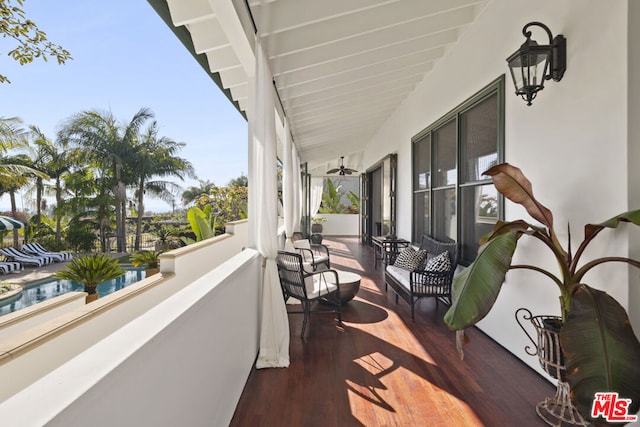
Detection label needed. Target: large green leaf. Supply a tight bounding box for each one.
[561,285,640,422]
[186,206,214,241]
[444,230,518,330]
[585,209,640,241]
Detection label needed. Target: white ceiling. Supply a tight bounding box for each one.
[162,0,489,174]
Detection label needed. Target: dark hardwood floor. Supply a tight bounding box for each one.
[230,237,554,426]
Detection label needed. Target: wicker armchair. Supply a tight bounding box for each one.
[276,251,342,337]
[291,236,331,272]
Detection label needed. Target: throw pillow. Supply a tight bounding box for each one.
[393,247,427,271]
[424,251,452,273]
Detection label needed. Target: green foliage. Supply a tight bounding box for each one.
[152,225,181,250]
[54,253,125,294]
[319,178,358,214]
[130,250,162,269]
[319,178,343,213]
[181,180,215,206]
[182,206,215,244]
[0,0,72,83]
[65,219,98,253]
[443,163,640,422]
[194,184,248,231]
[32,234,66,252]
[346,190,360,213]
[227,174,248,187]
[0,282,11,295]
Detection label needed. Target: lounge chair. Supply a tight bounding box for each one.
[23,243,72,262]
[0,259,23,274]
[0,247,52,267]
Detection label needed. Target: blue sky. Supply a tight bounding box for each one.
[0,1,248,212]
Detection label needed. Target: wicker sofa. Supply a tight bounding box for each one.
[384,235,458,321]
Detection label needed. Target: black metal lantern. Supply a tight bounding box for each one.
[506,22,566,106]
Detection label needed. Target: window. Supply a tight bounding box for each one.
[412,76,504,265]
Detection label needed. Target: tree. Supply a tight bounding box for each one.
[0,0,72,83]
[0,117,47,246]
[130,121,194,250]
[0,116,27,155]
[227,174,248,187]
[60,108,153,252]
[27,126,69,233]
[181,180,215,206]
[194,184,248,234]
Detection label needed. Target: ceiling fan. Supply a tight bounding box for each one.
[327,156,358,176]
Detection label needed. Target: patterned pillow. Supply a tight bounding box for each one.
[424,251,452,273]
[393,247,427,271]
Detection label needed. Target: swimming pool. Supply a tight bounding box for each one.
[0,268,146,316]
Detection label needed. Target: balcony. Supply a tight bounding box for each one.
[0,0,637,425]
[0,231,555,426]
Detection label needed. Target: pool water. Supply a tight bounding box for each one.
[0,268,146,316]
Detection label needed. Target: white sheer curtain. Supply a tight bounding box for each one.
[282,121,296,252]
[310,177,324,217]
[249,35,289,369]
[291,144,301,234]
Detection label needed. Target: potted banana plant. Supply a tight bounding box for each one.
[444,163,640,424]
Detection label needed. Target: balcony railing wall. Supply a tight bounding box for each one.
[0,220,251,406]
[0,247,262,426]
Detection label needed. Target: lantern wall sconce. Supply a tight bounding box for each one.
[506,22,566,106]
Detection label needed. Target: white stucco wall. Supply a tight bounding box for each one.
[314,214,360,236]
[0,249,262,427]
[628,0,640,343]
[362,0,636,376]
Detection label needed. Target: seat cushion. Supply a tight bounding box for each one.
[424,251,452,273]
[393,246,426,271]
[305,272,338,299]
[386,265,411,291]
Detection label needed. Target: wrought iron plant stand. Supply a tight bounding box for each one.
[516,308,589,426]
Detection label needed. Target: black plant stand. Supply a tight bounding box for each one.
[516,308,589,427]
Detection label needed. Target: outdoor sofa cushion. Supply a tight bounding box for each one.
[393,246,426,271]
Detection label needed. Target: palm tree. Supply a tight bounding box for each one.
[61,165,108,250]
[227,174,248,187]
[181,180,215,206]
[130,121,195,250]
[60,108,153,252]
[0,118,51,246]
[0,117,27,152]
[27,126,70,236]
[54,254,125,303]
[0,118,45,179]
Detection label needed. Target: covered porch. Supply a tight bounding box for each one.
[0,0,638,425]
[231,237,554,426]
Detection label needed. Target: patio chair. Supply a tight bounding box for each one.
[23,243,72,262]
[291,234,330,272]
[0,247,52,267]
[276,250,342,338]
